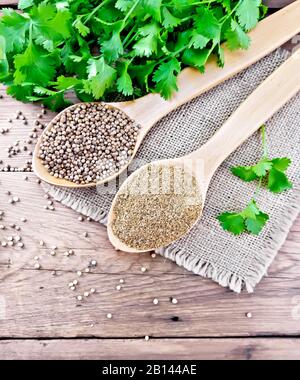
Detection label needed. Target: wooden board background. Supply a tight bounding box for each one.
[0,0,300,360]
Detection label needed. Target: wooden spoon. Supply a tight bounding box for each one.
[32,1,300,188]
[107,51,300,253]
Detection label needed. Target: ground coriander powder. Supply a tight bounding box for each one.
[111,163,203,250]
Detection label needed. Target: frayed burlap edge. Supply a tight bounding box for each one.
[44,183,300,293]
[157,188,300,293]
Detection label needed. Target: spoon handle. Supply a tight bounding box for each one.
[189,51,300,178]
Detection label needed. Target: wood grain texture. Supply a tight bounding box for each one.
[265,0,296,8]
[1,338,300,360]
[0,174,300,339]
[1,0,300,359]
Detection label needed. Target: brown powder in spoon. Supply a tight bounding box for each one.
[111,163,203,250]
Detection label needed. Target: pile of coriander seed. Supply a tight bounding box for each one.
[38,103,140,185]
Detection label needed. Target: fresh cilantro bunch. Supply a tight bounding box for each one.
[218,126,293,236]
[0,0,266,110]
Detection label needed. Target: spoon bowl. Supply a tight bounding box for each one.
[107,52,300,252]
[32,2,300,188]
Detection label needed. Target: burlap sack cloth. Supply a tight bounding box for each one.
[44,49,300,293]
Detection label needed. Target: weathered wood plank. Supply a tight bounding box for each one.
[1,338,300,360]
[0,0,17,6]
[265,0,296,8]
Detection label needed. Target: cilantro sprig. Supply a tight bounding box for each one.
[0,0,266,110]
[218,126,293,236]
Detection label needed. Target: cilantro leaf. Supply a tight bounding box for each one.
[190,32,210,50]
[252,159,273,177]
[133,23,160,57]
[236,0,261,31]
[117,61,133,96]
[245,211,269,235]
[194,8,221,40]
[142,0,162,21]
[182,48,211,71]
[162,7,181,29]
[153,58,180,99]
[14,42,57,87]
[51,75,82,91]
[31,4,71,51]
[240,199,260,219]
[231,165,258,182]
[218,200,269,236]
[0,9,29,53]
[225,19,251,51]
[18,0,34,10]
[101,32,124,63]
[84,57,117,98]
[271,157,291,172]
[232,156,292,193]
[115,0,132,12]
[217,212,245,235]
[0,36,9,80]
[267,168,293,193]
[73,17,90,37]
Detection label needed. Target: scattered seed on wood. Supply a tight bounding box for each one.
[39,240,45,246]
[85,268,90,273]
[145,336,150,341]
[141,267,147,273]
[171,298,178,304]
[90,288,96,294]
[17,242,24,248]
[106,313,112,319]
[116,285,122,291]
[38,103,140,184]
[50,250,56,256]
[153,298,159,305]
[111,164,202,250]
[246,312,252,318]
[119,279,124,284]
[34,263,41,269]
[151,253,156,258]
[77,271,82,277]
[21,217,27,222]
[84,291,90,297]
[77,295,83,301]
